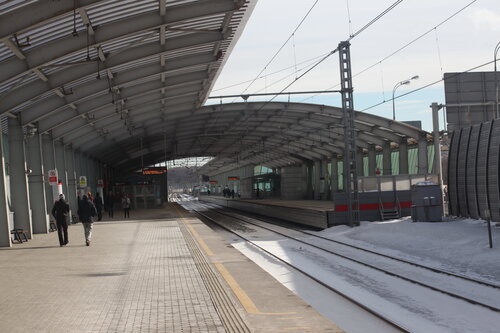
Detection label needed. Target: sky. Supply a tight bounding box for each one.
[208,0,500,131]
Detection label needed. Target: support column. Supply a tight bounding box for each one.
[26,133,49,234]
[399,137,409,175]
[8,118,32,238]
[418,132,428,175]
[383,141,392,175]
[0,130,12,247]
[368,144,377,176]
[321,159,328,200]
[42,133,56,209]
[65,146,78,215]
[314,160,321,200]
[55,140,68,198]
[331,154,338,201]
[357,148,364,176]
[305,162,313,199]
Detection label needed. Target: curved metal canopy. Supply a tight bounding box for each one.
[0,1,428,177]
[0,0,255,167]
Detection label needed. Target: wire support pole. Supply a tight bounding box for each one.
[338,41,360,227]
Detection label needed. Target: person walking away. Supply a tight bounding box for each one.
[94,192,103,221]
[78,195,97,246]
[122,194,131,218]
[106,191,114,218]
[52,193,70,247]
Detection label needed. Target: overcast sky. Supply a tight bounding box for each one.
[209,0,500,131]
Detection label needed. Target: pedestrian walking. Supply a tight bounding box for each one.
[52,193,70,247]
[122,194,131,218]
[93,192,103,221]
[106,191,114,218]
[78,194,97,246]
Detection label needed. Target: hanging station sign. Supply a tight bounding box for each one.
[228,176,240,181]
[48,169,58,186]
[209,181,218,184]
[142,167,168,175]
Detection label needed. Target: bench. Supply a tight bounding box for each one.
[10,229,29,243]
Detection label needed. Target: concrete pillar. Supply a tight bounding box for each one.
[314,160,321,200]
[330,154,338,201]
[65,146,78,215]
[356,148,364,176]
[418,132,428,175]
[55,140,69,199]
[383,141,392,175]
[399,137,409,175]
[305,162,313,199]
[42,133,56,210]
[26,133,49,234]
[8,118,32,238]
[0,131,12,247]
[368,144,377,176]
[321,159,328,200]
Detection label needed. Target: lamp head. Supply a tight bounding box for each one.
[411,75,419,80]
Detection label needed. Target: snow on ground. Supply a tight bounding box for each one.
[315,217,500,284]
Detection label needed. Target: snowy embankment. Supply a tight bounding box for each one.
[318,217,500,284]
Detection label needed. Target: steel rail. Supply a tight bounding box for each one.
[195,201,500,313]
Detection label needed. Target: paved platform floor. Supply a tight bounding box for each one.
[0,203,343,333]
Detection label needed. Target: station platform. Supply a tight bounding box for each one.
[0,203,342,333]
[200,196,336,229]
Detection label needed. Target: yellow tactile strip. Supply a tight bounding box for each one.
[178,214,251,333]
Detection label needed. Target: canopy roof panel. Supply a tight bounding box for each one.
[0,1,429,177]
[0,0,255,137]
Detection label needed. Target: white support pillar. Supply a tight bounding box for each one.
[0,130,12,247]
[314,160,321,200]
[399,137,409,175]
[42,133,56,209]
[383,141,392,175]
[321,159,328,200]
[55,140,68,199]
[65,145,78,216]
[8,118,32,238]
[357,148,364,176]
[26,133,49,234]
[368,144,377,176]
[418,132,428,175]
[331,154,338,201]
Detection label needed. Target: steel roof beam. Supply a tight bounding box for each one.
[0,0,238,84]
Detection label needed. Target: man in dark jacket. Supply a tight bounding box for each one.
[78,195,97,246]
[52,193,70,247]
[93,192,103,221]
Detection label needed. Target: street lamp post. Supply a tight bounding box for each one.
[494,41,500,119]
[392,75,419,121]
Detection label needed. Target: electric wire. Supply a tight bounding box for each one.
[361,58,497,113]
[299,0,479,103]
[234,0,321,102]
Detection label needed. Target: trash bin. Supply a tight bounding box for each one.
[411,182,443,222]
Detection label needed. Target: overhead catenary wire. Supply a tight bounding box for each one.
[234,0,321,102]
[361,58,498,113]
[299,0,479,103]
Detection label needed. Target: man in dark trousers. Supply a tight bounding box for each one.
[52,193,70,247]
[78,194,98,246]
[93,192,103,221]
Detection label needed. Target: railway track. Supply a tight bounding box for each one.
[176,198,500,332]
[207,202,500,291]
